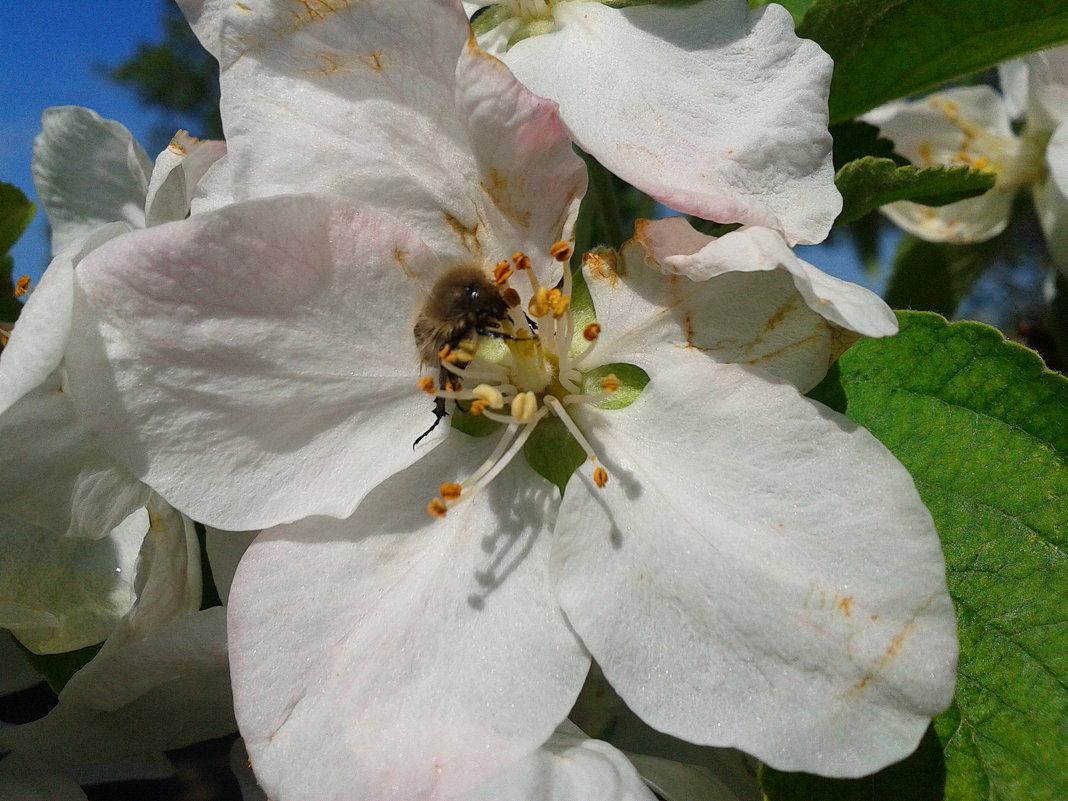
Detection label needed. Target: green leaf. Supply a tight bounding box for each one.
[830,120,905,172]
[808,312,1068,801]
[835,157,994,225]
[749,0,817,27]
[0,182,35,256]
[760,725,946,801]
[796,0,1068,123]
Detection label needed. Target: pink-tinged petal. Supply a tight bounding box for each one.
[207,0,584,272]
[32,107,152,255]
[1035,124,1068,277]
[229,434,588,801]
[552,355,957,777]
[0,608,233,783]
[585,218,892,392]
[498,1,839,244]
[66,195,443,530]
[144,131,227,227]
[461,723,657,801]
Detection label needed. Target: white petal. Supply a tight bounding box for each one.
[586,218,892,391]
[0,608,233,783]
[144,130,227,227]
[498,1,839,244]
[229,434,588,801]
[461,724,657,801]
[552,356,957,776]
[626,754,745,801]
[210,0,584,272]
[0,221,129,416]
[1035,124,1068,277]
[31,107,151,255]
[864,86,1020,243]
[0,631,42,695]
[0,508,146,654]
[66,195,443,530]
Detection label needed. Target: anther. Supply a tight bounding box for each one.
[419,376,437,394]
[14,276,31,298]
[511,391,538,422]
[494,260,513,285]
[601,373,621,393]
[512,252,532,271]
[550,241,572,262]
[529,286,550,317]
[470,400,487,415]
[583,323,601,341]
[502,287,521,307]
[439,483,463,501]
[593,467,609,488]
[428,499,448,518]
[548,289,570,319]
[472,384,504,409]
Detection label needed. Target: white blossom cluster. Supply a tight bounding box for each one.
[0,1,959,799]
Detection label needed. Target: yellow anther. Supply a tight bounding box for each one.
[918,141,933,166]
[549,289,570,319]
[428,499,448,518]
[14,276,31,298]
[601,373,621,393]
[528,286,550,318]
[439,483,463,501]
[437,344,453,361]
[502,287,521,307]
[583,323,602,341]
[470,399,487,415]
[493,261,514,285]
[512,252,532,271]
[511,391,538,422]
[593,467,609,488]
[419,376,437,394]
[472,383,504,409]
[972,156,990,170]
[550,241,572,262]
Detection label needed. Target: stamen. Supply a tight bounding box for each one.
[601,373,621,393]
[14,276,31,298]
[593,467,608,488]
[544,396,608,489]
[419,377,437,394]
[511,391,538,422]
[439,483,462,501]
[529,286,550,318]
[428,499,448,518]
[470,400,487,415]
[502,287,521,307]
[583,323,601,341]
[550,241,572,262]
[494,260,513,285]
[472,384,504,409]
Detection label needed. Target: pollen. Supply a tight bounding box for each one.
[502,287,521,307]
[470,399,487,415]
[593,467,609,488]
[472,383,504,409]
[529,286,551,318]
[428,499,448,518]
[419,376,437,394]
[14,276,31,298]
[494,260,513,285]
[548,289,569,319]
[512,252,532,272]
[550,241,572,262]
[439,483,463,501]
[583,323,601,341]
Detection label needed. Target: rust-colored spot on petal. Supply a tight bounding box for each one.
[583,251,621,288]
[443,211,482,255]
[480,167,531,227]
[837,596,854,617]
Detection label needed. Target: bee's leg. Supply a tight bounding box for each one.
[413,396,449,448]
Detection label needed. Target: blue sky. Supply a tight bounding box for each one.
[3,1,177,283]
[2,1,884,293]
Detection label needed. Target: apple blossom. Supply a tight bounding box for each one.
[62,1,955,798]
[863,45,1068,275]
[467,0,841,244]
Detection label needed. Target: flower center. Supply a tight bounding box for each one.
[421,243,614,518]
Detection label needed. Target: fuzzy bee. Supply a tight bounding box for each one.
[412,265,510,446]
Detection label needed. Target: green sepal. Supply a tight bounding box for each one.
[524,416,587,493]
[451,406,500,438]
[11,634,103,695]
[580,362,650,409]
[760,725,946,801]
[835,157,995,225]
[469,4,510,35]
[808,312,1068,801]
[795,0,1068,123]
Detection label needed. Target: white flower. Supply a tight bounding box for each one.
[863,45,1068,275]
[65,2,955,798]
[466,0,841,245]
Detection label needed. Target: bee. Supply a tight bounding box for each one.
[413,265,510,446]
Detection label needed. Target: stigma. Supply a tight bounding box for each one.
[422,242,615,517]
